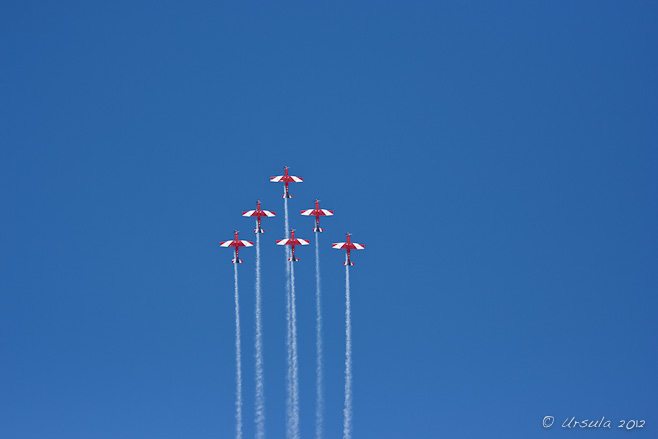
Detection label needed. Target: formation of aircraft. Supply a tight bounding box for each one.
[220,230,254,263]
[270,166,303,198]
[332,233,365,266]
[242,200,276,233]
[221,167,364,264]
[300,199,334,232]
[276,229,310,262]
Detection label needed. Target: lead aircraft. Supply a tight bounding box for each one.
[270,166,303,198]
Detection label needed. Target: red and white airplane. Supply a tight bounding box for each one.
[220,230,254,263]
[270,166,303,198]
[242,200,276,233]
[332,233,365,266]
[276,229,309,262]
[300,199,334,232]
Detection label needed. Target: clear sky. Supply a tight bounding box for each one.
[2,2,657,438]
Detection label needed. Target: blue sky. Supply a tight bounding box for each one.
[1,2,657,438]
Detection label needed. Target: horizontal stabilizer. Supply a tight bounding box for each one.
[232,258,244,264]
[343,261,355,266]
[313,227,323,232]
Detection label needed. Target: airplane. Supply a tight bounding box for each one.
[300,199,334,232]
[332,233,365,266]
[270,166,303,198]
[219,230,253,263]
[276,229,309,262]
[242,200,276,233]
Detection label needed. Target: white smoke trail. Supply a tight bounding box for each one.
[254,233,265,439]
[285,279,294,439]
[283,197,299,439]
[289,259,300,439]
[314,233,324,439]
[234,262,243,439]
[284,197,290,241]
[284,198,292,437]
[343,264,352,439]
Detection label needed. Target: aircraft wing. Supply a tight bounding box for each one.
[270,175,303,183]
[243,209,276,217]
[277,238,310,246]
[332,242,365,250]
[220,240,253,247]
[301,209,334,216]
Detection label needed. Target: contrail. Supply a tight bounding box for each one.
[234,263,243,439]
[343,264,352,439]
[254,233,265,439]
[314,233,324,439]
